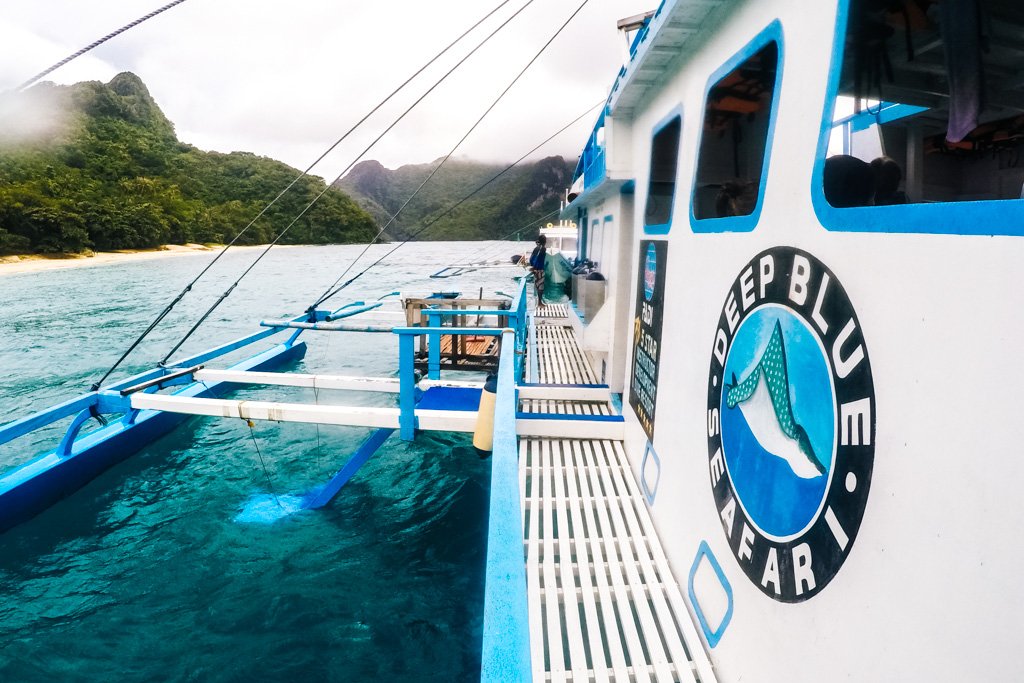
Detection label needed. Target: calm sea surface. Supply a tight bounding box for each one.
[0,241,527,682]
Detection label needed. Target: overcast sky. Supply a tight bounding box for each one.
[1,0,652,180]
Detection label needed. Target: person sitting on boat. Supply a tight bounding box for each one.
[823,154,875,208]
[529,235,547,306]
[871,156,909,205]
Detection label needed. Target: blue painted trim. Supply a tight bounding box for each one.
[0,394,99,449]
[690,20,785,234]
[640,442,661,505]
[56,409,95,458]
[481,330,531,681]
[515,412,624,422]
[643,107,683,235]
[398,334,417,440]
[811,0,1024,235]
[302,428,394,509]
[513,280,527,380]
[687,541,734,648]
[392,327,506,337]
[836,102,929,133]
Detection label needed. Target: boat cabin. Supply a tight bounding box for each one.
[562,0,1024,679]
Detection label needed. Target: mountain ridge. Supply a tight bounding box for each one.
[336,155,575,242]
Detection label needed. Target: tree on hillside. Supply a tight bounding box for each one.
[0,73,375,255]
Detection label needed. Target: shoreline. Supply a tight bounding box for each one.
[0,244,299,276]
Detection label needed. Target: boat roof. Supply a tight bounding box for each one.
[608,0,737,118]
[569,0,737,198]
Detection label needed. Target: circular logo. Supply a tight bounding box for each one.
[644,242,657,302]
[706,247,875,602]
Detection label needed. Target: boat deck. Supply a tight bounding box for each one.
[520,307,715,682]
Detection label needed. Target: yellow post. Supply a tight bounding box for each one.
[473,373,498,456]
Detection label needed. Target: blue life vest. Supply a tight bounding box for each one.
[529,247,546,270]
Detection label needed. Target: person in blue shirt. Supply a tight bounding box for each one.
[528,235,547,306]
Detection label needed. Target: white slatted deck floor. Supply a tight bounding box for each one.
[533,322,597,385]
[519,312,715,683]
[535,303,570,320]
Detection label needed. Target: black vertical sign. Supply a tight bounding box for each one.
[629,240,667,441]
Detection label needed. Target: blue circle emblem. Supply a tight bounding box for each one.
[643,243,657,301]
[720,306,835,538]
[707,247,875,603]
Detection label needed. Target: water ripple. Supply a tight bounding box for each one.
[0,242,523,681]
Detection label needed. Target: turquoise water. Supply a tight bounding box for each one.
[0,242,526,681]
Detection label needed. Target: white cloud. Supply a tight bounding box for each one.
[2,0,653,171]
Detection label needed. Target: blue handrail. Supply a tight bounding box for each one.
[480,329,531,681]
[393,326,508,440]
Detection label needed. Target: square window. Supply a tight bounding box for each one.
[644,115,682,232]
[693,39,780,225]
[814,0,1024,235]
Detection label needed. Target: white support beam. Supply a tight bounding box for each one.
[194,369,402,393]
[418,379,484,391]
[516,418,624,441]
[130,393,479,433]
[415,409,477,433]
[132,393,401,428]
[259,320,393,332]
[516,385,611,402]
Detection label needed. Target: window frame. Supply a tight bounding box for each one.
[643,108,684,235]
[811,0,1024,235]
[690,19,785,234]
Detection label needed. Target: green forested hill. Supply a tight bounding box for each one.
[0,73,376,255]
[336,155,576,241]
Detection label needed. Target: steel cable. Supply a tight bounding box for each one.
[157,0,540,365]
[312,95,601,308]
[89,0,514,388]
[15,0,190,92]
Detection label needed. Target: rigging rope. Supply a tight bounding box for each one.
[245,419,283,509]
[311,96,602,308]
[15,0,191,92]
[157,0,540,365]
[89,0,516,389]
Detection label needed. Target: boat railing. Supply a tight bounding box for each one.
[414,278,528,379]
[0,319,304,454]
[481,327,532,681]
[1,279,528,460]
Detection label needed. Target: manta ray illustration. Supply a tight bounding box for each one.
[725,321,826,479]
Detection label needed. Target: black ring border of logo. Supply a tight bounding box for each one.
[706,246,876,603]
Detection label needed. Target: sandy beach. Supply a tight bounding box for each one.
[0,244,295,276]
